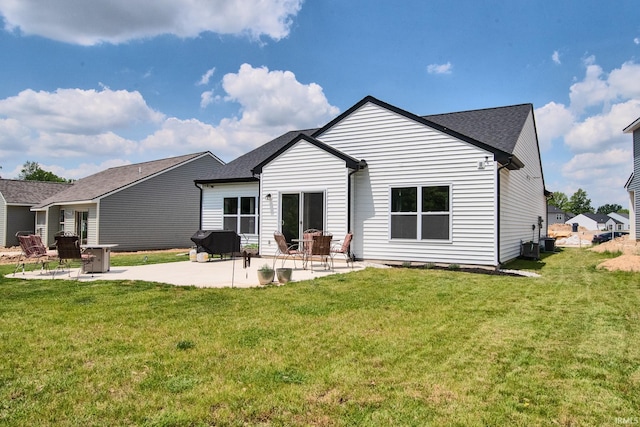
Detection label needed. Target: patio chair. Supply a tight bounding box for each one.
[309,234,333,271]
[54,234,96,278]
[273,231,304,269]
[330,232,353,269]
[13,232,55,276]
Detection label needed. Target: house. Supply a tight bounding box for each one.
[565,213,610,232]
[607,212,630,231]
[0,179,71,247]
[195,96,547,268]
[547,205,573,227]
[32,152,224,251]
[624,116,640,240]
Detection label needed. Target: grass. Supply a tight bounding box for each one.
[1,248,639,426]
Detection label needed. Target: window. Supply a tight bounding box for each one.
[59,209,65,232]
[223,197,257,234]
[556,214,563,221]
[390,185,450,240]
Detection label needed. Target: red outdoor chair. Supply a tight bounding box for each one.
[330,233,353,269]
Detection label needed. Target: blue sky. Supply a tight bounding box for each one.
[0,0,639,209]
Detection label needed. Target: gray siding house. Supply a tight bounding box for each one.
[33,152,224,251]
[547,205,573,227]
[0,179,71,247]
[196,96,548,268]
[624,116,640,240]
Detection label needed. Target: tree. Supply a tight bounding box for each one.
[596,204,623,215]
[18,161,70,182]
[568,188,593,215]
[549,191,570,211]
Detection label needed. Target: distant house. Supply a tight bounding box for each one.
[624,116,640,240]
[547,205,573,227]
[0,179,71,247]
[607,212,630,231]
[566,213,610,232]
[195,95,548,268]
[32,152,224,251]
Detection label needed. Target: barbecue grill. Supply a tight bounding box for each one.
[190,230,240,258]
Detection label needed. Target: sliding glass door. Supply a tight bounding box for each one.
[280,192,324,243]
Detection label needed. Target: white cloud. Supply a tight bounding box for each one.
[200,91,216,109]
[426,62,453,75]
[634,37,639,45]
[564,100,640,152]
[552,50,561,65]
[536,57,640,208]
[198,67,216,86]
[0,0,303,45]
[0,63,339,181]
[222,63,339,131]
[0,88,164,134]
[534,101,574,151]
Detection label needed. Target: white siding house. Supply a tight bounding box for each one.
[196,96,548,268]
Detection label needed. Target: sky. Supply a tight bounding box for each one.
[0,0,639,210]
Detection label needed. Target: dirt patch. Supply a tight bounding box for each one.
[590,235,640,272]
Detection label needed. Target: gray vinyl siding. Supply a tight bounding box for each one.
[317,101,498,266]
[99,155,222,251]
[259,140,350,257]
[498,111,547,263]
[200,182,260,247]
[5,206,35,247]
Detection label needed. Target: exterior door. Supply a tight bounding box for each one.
[280,192,325,243]
[76,211,88,244]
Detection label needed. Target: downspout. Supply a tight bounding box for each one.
[496,157,513,267]
[194,182,204,230]
[347,160,367,235]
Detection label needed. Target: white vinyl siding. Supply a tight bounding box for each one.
[58,204,98,245]
[259,139,350,257]
[201,182,259,247]
[318,101,497,266]
[498,111,547,262]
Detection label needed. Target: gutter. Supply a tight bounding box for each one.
[496,157,514,267]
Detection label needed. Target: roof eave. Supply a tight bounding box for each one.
[195,177,259,185]
[623,117,640,133]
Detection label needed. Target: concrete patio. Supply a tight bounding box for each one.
[7,257,370,288]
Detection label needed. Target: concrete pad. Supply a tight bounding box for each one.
[7,258,366,288]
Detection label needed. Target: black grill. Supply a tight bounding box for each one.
[190,230,240,257]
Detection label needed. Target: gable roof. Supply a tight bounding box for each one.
[624,116,640,133]
[252,133,363,174]
[35,152,219,209]
[195,129,317,183]
[0,179,71,205]
[314,96,529,169]
[582,213,610,223]
[196,95,537,184]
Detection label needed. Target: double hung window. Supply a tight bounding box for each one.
[223,197,257,234]
[390,185,450,240]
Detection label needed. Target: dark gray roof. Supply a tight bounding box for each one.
[196,96,535,183]
[196,129,317,183]
[583,213,611,223]
[424,103,533,155]
[0,179,71,205]
[35,152,218,208]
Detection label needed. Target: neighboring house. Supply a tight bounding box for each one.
[195,96,548,268]
[547,205,573,227]
[607,212,630,231]
[566,213,610,232]
[624,116,640,240]
[32,152,224,251]
[0,179,71,247]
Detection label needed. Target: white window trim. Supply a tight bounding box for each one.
[223,196,258,235]
[388,184,452,243]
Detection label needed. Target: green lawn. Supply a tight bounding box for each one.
[1,248,639,426]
